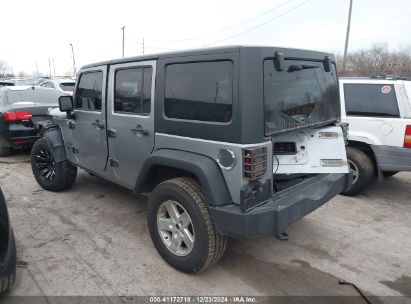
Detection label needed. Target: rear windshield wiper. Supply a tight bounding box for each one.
[287,64,319,72]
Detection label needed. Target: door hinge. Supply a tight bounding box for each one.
[109,158,119,167]
[71,146,79,154]
[68,121,76,129]
[107,129,117,138]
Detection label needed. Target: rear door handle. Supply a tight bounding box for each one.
[92,120,105,129]
[131,125,148,136]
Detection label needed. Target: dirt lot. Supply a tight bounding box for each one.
[1,151,410,302]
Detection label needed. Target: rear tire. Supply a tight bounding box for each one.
[0,145,12,157]
[147,177,227,273]
[31,138,77,191]
[342,147,375,196]
[383,171,398,178]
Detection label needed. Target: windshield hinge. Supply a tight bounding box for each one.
[324,56,331,72]
[274,52,285,71]
[109,158,119,168]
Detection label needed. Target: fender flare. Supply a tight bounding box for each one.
[35,121,67,163]
[348,131,382,146]
[134,149,232,206]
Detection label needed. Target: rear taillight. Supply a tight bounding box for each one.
[243,147,267,180]
[404,125,411,149]
[4,111,32,121]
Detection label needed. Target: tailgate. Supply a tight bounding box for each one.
[272,125,349,174]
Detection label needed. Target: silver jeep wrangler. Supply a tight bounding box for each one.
[31,46,351,273]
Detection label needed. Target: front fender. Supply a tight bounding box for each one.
[36,120,67,163]
[134,149,232,206]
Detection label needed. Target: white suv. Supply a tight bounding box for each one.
[340,76,411,195]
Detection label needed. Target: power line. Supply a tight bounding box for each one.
[294,33,411,48]
[126,0,312,54]
[146,0,298,43]
[128,38,180,51]
[201,0,313,46]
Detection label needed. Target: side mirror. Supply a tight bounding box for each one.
[59,96,74,112]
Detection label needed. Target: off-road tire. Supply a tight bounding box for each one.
[342,147,375,196]
[0,145,11,157]
[31,138,77,192]
[148,177,227,273]
[383,171,399,178]
[0,233,16,294]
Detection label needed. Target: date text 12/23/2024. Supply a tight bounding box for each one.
[149,297,257,303]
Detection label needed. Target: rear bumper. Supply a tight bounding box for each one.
[372,145,411,171]
[209,173,352,239]
[0,125,38,147]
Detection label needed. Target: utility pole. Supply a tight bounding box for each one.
[35,61,39,76]
[121,26,125,57]
[53,59,56,76]
[342,0,353,73]
[48,57,52,77]
[69,43,77,76]
[142,37,145,55]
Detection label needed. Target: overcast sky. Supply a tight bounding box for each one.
[1,0,410,76]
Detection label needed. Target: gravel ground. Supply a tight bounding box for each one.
[0,151,410,302]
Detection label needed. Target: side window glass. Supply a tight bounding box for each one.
[114,67,152,115]
[344,84,400,117]
[75,71,103,111]
[41,82,54,88]
[164,61,233,123]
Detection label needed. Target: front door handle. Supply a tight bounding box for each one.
[92,120,105,129]
[131,125,148,136]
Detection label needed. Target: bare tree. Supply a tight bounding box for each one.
[337,43,411,77]
[0,60,11,77]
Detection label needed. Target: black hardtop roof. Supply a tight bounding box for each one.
[82,45,335,70]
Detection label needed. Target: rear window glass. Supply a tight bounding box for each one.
[164,61,233,123]
[344,84,400,117]
[264,59,340,135]
[60,83,75,92]
[3,89,61,105]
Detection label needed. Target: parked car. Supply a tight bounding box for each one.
[31,46,351,273]
[0,81,14,87]
[39,78,75,95]
[340,76,411,195]
[0,186,16,294]
[0,86,62,156]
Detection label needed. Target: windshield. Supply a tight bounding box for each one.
[264,59,340,135]
[60,82,75,92]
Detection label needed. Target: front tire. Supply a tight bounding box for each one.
[31,138,77,191]
[147,178,227,273]
[342,147,375,196]
[0,233,16,294]
[0,188,16,294]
